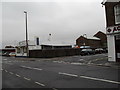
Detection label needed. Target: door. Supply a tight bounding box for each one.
[115,34,120,62]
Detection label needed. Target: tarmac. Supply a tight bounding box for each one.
[14,53,120,69]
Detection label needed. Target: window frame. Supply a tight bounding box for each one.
[114,3,120,25]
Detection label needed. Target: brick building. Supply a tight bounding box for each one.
[76,31,107,49]
[102,0,120,62]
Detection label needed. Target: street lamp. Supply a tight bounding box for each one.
[83,34,87,48]
[24,11,29,57]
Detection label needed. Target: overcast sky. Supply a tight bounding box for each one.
[1,0,106,48]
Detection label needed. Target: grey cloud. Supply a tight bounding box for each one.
[2,1,106,48]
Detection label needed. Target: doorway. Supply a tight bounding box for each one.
[115,34,120,62]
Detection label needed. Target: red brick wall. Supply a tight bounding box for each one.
[94,31,107,43]
[76,36,101,48]
[105,2,119,27]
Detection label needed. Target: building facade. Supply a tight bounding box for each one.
[94,31,107,48]
[102,0,120,62]
[16,40,41,56]
[41,41,72,50]
[76,31,107,49]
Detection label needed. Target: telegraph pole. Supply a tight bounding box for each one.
[24,11,29,57]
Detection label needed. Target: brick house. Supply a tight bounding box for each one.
[76,31,107,49]
[102,0,120,62]
[94,31,107,48]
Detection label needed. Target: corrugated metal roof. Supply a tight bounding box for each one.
[41,41,72,46]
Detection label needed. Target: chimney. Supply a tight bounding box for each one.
[35,37,39,45]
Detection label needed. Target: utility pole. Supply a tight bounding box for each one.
[24,11,29,57]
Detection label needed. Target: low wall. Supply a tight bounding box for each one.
[29,48,81,58]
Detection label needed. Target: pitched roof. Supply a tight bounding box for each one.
[87,37,100,40]
[76,35,100,41]
[94,31,106,37]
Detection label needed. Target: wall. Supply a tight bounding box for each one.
[94,31,107,48]
[76,36,101,48]
[29,48,81,58]
[29,45,41,50]
[87,39,101,48]
[104,2,120,62]
[41,45,72,50]
[107,35,116,62]
[105,2,118,27]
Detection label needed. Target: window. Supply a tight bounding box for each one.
[116,35,120,40]
[114,3,120,24]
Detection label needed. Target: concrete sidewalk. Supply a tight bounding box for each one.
[89,58,120,68]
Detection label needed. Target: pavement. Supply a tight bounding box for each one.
[15,53,120,69]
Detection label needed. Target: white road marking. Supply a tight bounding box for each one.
[15,74,21,77]
[35,82,45,87]
[80,76,120,85]
[52,88,58,90]
[7,61,12,62]
[9,72,14,74]
[21,66,32,69]
[33,68,42,71]
[3,59,7,60]
[58,72,78,77]
[58,72,120,85]
[53,61,58,63]
[4,70,8,72]
[79,59,84,61]
[21,65,42,71]
[23,77,31,81]
[5,63,13,65]
[71,63,82,65]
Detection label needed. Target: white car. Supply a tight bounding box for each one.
[95,48,104,54]
[9,52,16,57]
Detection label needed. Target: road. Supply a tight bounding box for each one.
[1,54,120,89]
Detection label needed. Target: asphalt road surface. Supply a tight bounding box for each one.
[1,54,120,89]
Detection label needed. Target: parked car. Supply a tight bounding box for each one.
[9,52,16,57]
[2,52,10,56]
[80,49,95,56]
[95,48,104,54]
[80,46,91,49]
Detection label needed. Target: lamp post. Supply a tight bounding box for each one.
[24,11,29,57]
[83,34,87,48]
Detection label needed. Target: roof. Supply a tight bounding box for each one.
[76,36,100,41]
[94,31,106,37]
[102,0,120,5]
[41,41,72,46]
[87,37,100,40]
[2,48,16,50]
